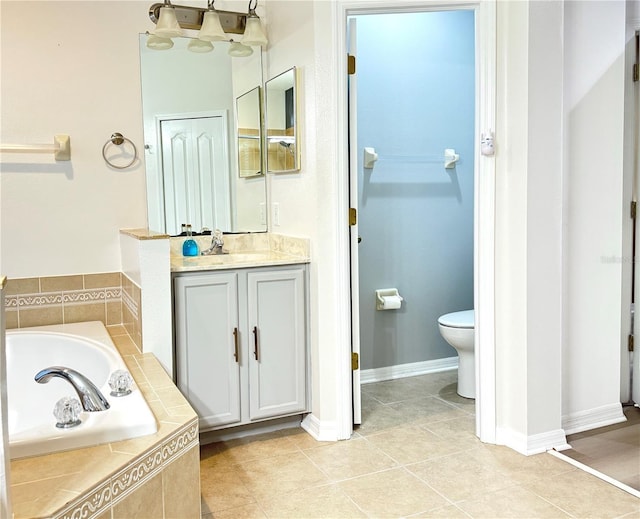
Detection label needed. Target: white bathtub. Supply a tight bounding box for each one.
[5,321,157,459]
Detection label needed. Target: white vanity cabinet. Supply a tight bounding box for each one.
[173,265,308,432]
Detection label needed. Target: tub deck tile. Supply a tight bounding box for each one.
[9,327,200,519]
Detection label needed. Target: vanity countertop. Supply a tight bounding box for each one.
[170,233,310,273]
[171,250,309,272]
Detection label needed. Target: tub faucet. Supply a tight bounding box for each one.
[201,228,225,255]
[35,366,110,412]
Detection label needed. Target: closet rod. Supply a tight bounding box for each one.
[0,134,71,161]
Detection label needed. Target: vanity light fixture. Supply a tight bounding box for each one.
[228,40,253,57]
[147,0,267,52]
[153,0,184,38]
[146,33,174,50]
[187,38,214,52]
[241,0,268,47]
[198,1,227,42]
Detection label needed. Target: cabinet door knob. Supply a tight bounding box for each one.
[253,326,259,361]
[233,327,239,363]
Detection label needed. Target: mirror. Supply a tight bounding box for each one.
[139,34,266,235]
[265,67,300,173]
[236,87,262,178]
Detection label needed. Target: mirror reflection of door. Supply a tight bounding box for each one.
[160,114,231,236]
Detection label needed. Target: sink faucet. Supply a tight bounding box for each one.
[201,228,226,255]
[35,366,111,412]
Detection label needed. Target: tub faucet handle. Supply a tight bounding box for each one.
[109,369,134,397]
[53,396,82,428]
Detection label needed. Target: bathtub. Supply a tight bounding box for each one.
[5,321,157,459]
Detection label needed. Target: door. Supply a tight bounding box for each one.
[160,115,231,235]
[174,272,241,429]
[348,17,362,425]
[247,268,307,420]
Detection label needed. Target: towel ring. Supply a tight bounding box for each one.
[102,132,138,169]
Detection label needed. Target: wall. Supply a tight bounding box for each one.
[265,0,350,438]
[562,0,627,433]
[355,10,475,371]
[0,1,149,278]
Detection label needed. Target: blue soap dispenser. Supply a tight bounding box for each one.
[182,224,199,256]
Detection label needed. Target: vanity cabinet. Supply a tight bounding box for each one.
[173,265,308,431]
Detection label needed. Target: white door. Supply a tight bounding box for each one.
[348,17,362,425]
[632,30,640,405]
[247,268,308,420]
[160,115,231,235]
[174,273,241,429]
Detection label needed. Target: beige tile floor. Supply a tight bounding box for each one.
[561,405,640,492]
[199,372,640,518]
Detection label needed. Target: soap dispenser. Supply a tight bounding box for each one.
[182,224,199,256]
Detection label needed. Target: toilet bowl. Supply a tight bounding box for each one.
[437,310,475,399]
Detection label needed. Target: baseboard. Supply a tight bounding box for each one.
[360,357,458,384]
[496,427,569,455]
[562,402,626,435]
[301,413,339,442]
[199,415,303,444]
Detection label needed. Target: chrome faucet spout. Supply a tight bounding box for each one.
[35,366,110,412]
[201,228,226,255]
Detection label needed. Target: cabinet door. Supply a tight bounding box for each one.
[174,273,241,428]
[247,268,307,420]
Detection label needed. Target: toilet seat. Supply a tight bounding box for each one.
[438,310,474,329]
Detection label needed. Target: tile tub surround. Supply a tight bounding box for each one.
[3,273,143,350]
[9,325,201,519]
[170,233,310,272]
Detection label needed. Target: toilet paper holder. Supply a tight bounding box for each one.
[375,288,404,310]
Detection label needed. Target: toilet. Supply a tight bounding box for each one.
[437,310,475,399]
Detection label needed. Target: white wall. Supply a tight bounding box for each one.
[562,0,627,433]
[263,0,349,439]
[0,1,150,278]
[494,0,565,453]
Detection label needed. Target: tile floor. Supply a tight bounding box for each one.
[199,371,640,518]
[561,404,640,493]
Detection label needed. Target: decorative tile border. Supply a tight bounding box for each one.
[3,273,139,332]
[121,287,139,320]
[111,446,164,504]
[57,479,111,519]
[53,418,199,519]
[162,420,199,464]
[8,287,122,309]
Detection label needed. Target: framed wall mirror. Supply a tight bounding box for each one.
[236,86,263,178]
[265,67,300,173]
[139,34,266,235]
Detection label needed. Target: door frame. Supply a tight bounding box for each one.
[335,0,497,443]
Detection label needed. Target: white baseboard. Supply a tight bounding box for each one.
[301,414,339,442]
[562,402,626,435]
[496,427,569,455]
[360,357,458,384]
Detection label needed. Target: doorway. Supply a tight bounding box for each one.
[349,9,476,421]
[340,0,497,442]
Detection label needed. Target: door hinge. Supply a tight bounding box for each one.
[629,334,635,352]
[635,32,639,82]
[352,352,359,370]
[347,54,356,75]
[349,207,357,226]
[631,200,637,219]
